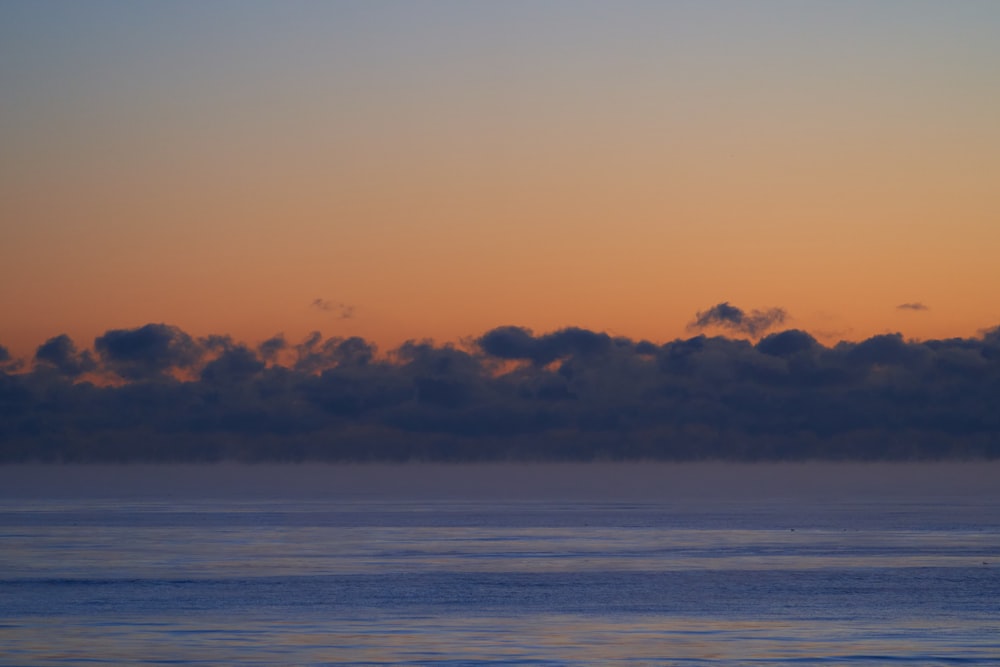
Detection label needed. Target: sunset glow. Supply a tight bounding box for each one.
[3,2,999,360]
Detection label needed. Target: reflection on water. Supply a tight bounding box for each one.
[5,613,998,666]
[1,464,999,665]
[2,505,998,578]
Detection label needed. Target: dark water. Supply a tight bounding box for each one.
[1,463,998,665]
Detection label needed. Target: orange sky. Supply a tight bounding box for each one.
[2,2,999,359]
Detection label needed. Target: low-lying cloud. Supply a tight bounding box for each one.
[0,344,21,373]
[1,320,999,462]
[94,323,202,381]
[34,335,96,378]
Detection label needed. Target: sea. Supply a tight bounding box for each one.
[1,462,998,666]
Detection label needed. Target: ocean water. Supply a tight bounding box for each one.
[1,463,998,666]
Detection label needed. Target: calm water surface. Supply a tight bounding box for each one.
[1,463,998,665]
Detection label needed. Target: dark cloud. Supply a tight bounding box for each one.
[3,321,1000,462]
[34,335,96,377]
[756,329,818,357]
[294,333,376,373]
[898,302,929,311]
[633,340,659,356]
[200,345,265,384]
[477,326,614,365]
[258,334,287,362]
[688,302,787,337]
[336,337,376,367]
[478,326,537,361]
[845,333,924,367]
[311,299,355,319]
[95,323,202,381]
[200,334,236,351]
[298,331,323,353]
[0,344,22,373]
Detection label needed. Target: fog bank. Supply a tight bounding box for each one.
[2,462,998,502]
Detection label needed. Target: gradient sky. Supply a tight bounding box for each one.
[3,1,999,358]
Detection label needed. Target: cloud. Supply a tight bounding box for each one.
[3,321,1000,462]
[0,344,22,373]
[898,302,929,311]
[94,323,203,381]
[34,335,96,377]
[200,345,265,384]
[200,334,236,351]
[258,334,287,362]
[478,326,537,361]
[294,333,377,373]
[477,326,614,365]
[311,298,355,319]
[688,302,787,337]
[845,332,924,367]
[756,329,818,357]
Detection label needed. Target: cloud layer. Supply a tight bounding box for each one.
[2,318,999,462]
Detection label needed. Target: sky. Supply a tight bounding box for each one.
[3,1,1000,360]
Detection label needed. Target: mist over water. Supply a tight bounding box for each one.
[3,461,998,501]
[2,463,998,665]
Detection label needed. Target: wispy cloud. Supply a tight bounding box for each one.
[687,302,787,337]
[897,302,929,311]
[311,298,355,319]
